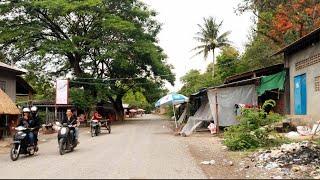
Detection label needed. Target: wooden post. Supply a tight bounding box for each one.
[215,91,219,133]
[172,104,178,128]
[54,105,58,122]
[45,107,48,124]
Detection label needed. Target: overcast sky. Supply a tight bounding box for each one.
[142,0,254,92]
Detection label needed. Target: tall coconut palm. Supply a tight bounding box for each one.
[192,17,231,75]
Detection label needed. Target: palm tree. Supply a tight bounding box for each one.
[192,17,231,75]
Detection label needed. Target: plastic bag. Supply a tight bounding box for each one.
[207,123,217,134]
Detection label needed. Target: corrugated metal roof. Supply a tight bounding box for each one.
[0,62,26,74]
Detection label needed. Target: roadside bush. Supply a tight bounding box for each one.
[224,100,284,151]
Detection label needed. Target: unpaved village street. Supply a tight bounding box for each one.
[0,115,207,179]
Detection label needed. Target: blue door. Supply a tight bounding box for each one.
[294,74,307,115]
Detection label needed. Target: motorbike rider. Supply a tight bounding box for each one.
[17,107,37,146]
[62,109,80,144]
[91,111,103,126]
[92,111,102,120]
[30,106,41,147]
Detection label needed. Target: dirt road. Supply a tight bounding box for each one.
[0,114,206,179]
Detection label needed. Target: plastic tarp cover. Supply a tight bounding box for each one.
[257,71,286,96]
[180,97,214,136]
[207,84,258,127]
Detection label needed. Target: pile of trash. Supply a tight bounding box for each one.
[250,141,320,178]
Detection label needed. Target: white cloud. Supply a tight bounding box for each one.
[142,0,254,92]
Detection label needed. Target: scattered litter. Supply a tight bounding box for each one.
[265,162,279,170]
[207,123,217,134]
[200,160,215,165]
[229,161,234,166]
[252,141,320,177]
[271,176,282,179]
[291,165,300,172]
[209,160,216,165]
[285,131,300,139]
[297,126,312,136]
[200,161,210,165]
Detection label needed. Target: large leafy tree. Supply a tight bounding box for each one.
[22,60,55,100]
[0,0,174,120]
[238,0,320,46]
[192,17,231,75]
[236,0,320,72]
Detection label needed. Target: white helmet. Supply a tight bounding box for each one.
[22,107,31,113]
[31,106,38,112]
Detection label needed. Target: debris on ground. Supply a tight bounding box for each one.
[250,141,320,178]
[200,160,216,165]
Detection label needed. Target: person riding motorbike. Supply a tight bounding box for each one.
[17,107,38,146]
[92,111,102,120]
[61,109,80,144]
[91,111,103,125]
[30,106,40,147]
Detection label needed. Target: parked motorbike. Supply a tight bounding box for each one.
[90,120,101,137]
[10,126,38,161]
[55,121,77,155]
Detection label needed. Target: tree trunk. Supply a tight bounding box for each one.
[66,53,83,76]
[212,49,215,77]
[108,95,125,121]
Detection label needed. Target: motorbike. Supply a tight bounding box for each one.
[90,119,101,137]
[10,126,38,161]
[101,119,111,134]
[55,121,77,155]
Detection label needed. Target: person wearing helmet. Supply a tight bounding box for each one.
[17,107,36,146]
[30,106,41,148]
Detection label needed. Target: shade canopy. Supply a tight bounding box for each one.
[155,93,188,107]
[0,89,20,115]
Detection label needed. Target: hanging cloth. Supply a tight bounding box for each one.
[257,71,286,96]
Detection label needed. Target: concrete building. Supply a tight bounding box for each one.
[274,27,320,122]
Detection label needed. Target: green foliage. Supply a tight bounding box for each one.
[70,88,94,112]
[262,99,276,113]
[224,100,284,151]
[37,111,46,125]
[123,90,148,108]
[22,60,54,100]
[0,0,175,116]
[179,46,239,96]
[237,34,282,72]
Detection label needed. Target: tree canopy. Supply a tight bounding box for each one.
[236,0,320,71]
[0,0,175,119]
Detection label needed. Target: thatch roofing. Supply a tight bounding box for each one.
[0,89,20,115]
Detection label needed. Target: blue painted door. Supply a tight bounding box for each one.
[294,74,307,115]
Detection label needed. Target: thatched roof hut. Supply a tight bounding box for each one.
[0,89,20,115]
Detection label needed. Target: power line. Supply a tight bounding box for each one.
[69,80,161,86]
[74,74,173,81]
